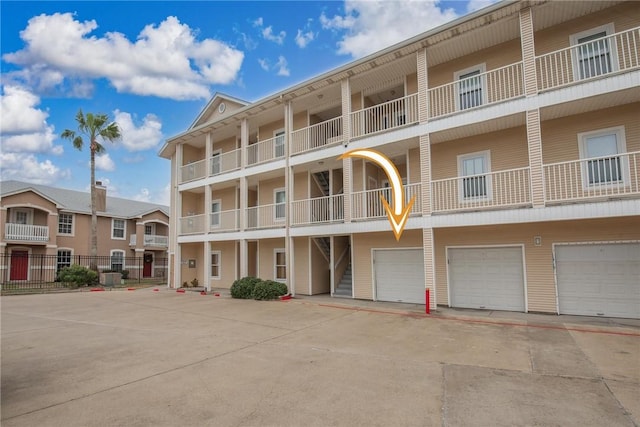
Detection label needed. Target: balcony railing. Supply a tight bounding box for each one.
[210,209,240,232]
[290,116,343,155]
[350,93,418,139]
[210,149,241,176]
[179,214,206,235]
[291,194,345,226]
[351,183,422,220]
[246,203,286,229]
[129,234,168,247]
[180,159,207,183]
[247,135,285,166]
[431,167,531,212]
[544,151,639,203]
[4,223,49,242]
[428,62,524,119]
[536,27,640,91]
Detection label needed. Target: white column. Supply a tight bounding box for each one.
[204,242,211,292]
[239,239,248,278]
[205,132,212,177]
[241,119,248,168]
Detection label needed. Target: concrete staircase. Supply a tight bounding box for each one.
[334,261,352,298]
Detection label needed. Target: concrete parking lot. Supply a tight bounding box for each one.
[2,288,639,427]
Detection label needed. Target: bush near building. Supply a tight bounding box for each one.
[230,277,288,300]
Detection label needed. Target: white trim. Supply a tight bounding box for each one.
[457,150,492,203]
[308,237,313,295]
[577,125,629,189]
[274,188,286,222]
[570,23,618,81]
[453,63,487,111]
[10,207,33,225]
[109,249,126,271]
[371,246,422,302]
[274,128,285,158]
[57,212,75,236]
[210,199,222,228]
[445,244,528,312]
[211,149,222,175]
[111,218,127,240]
[210,250,221,280]
[274,247,286,282]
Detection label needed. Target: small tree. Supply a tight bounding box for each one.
[61,110,121,270]
[58,265,99,289]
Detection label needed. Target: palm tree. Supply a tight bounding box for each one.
[61,110,121,269]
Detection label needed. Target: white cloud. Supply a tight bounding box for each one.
[159,183,171,206]
[94,153,115,171]
[113,110,163,152]
[275,56,290,77]
[132,188,151,202]
[0,152,71,184]
[3,13,244,100]
[467,0,500,13]
[0,85,62,154]
[253,17,264,27]
[258,58,270,71]
[262,26,286,44]
[320,0,458,58]
[295,29,315,48]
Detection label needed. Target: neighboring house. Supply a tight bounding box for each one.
[159,1,640,319]
[0,180,170,282]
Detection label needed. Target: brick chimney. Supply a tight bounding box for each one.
[95,181,106,212]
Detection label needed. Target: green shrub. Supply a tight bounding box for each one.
[252,280,288,300]
[190,278,199,287]
[230,276,261,299]
[121,270,130,280]
[58,265,99,289]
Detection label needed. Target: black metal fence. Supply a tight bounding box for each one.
[0,254,168,290]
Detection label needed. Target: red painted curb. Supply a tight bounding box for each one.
[153,288,159,292]
[90,288,105,292]
[127,288,136,291]
[280,294,292,301]
[214,293,220,297]
[176,289,186,293]
[200,291,207,295]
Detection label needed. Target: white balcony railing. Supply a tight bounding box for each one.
[210,209,240,232]
[180,159,207,183]
[544,151,640,203]
[428,62,524,119]
[291,194,345,226]
[246,135,285,166]
[536,27,640,91]
[351,183,422,220]
[143,234,168,247]
[290,116,343,155]
[431,167,531,212]
[246,203,286,229]
[4,223,49,241]
[179,214,206,235]
[350,93,418,139]
[210,149,241,176]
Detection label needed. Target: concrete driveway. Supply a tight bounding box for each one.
[2,288,639,427]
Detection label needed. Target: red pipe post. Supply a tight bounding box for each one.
[425,288,430,315]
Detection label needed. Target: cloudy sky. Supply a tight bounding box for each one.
[1,0,496,205]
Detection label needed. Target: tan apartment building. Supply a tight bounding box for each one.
[160,0,640,319]
[1,181,170,282]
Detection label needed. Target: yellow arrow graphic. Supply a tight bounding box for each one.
[339,149,415,241]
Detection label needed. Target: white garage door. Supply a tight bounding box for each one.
[449,247,525,312]
[374,249,425,304]
[556,243,640,319]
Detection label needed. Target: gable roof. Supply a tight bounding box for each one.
[0,180,170,218]
[189,92,249,130]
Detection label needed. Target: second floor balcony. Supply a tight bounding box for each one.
[130,234,169,247]
[4,223,49,242]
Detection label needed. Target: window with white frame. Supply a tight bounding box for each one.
[56,249,72,274]
[145,223,155,235]
[274,249,286,282]
[274,129,285,158]
[110,250,124,272]
[11,208,33,224]
[211,200,221,228]
[211,150,221,175]
[58,213,73,235]
[571,24,616,80]
[112,219,126,239]
[274,189,286,221]
[578,126,627,187]
[458,151,491,200]
[211,251,221,279]
[455,64,486,110]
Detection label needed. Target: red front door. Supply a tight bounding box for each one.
[143,254,152,278]
[10,251,29,280]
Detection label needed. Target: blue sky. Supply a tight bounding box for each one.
[1,0,495,205]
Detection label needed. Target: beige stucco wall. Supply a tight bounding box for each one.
[214,136,237,153]
[408,148,421,184]
[199,99,246,125]
[182,145,204,165]
[541,103,640,164]
[180,242,203,287]
[433,216,640,313]
[181,192,204,216]
[293,172,309,201]
[311,241,330,294]
[293,237,310,295]
[292,111,308,131]
[406,72,418,94]
[211,186,237,211]
[258,177,286,205]
[257,238,285,282]
[209,240,236,289]
[258,119,285,141]
[352,229,423,300]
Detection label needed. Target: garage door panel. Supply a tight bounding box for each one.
[374,249,425,304]
[556,243,640,319]
[449,247,525,312]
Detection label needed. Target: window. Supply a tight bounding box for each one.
[58,213,73,235]
[211,150,221,175]
[211,200,221,228]
[458,151,491,200]
[145,224,155,235]
[274,129,285,158]
[211,251,221,279]
[57,249,72,274]
[11,208,32,224]
[110,250,124,272]
[571,24,616,80]
[274,189,286,221]
[112,219,126,239]
[455,64,485,110]
[275,249,286,282]
[578,127,627,187]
